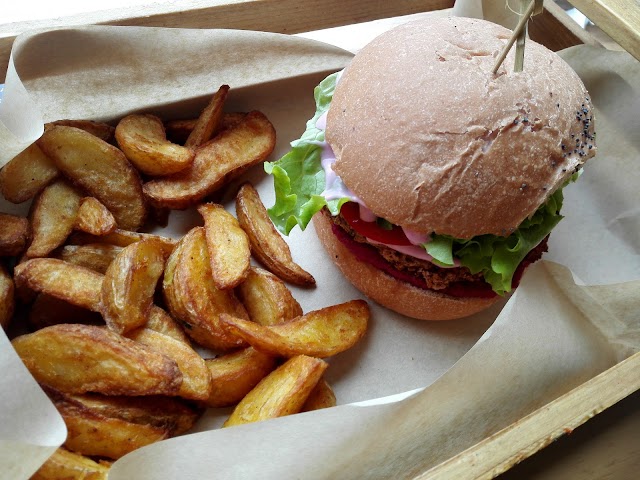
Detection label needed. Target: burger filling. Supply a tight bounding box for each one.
[265,71,577,296]
[323,207,548,298]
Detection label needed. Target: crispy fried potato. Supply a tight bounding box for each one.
[0,263,15,329]
[31,447,110,480]
[127,328,211,401]
[163,227,248,351]
[28,294,103,331]
[50,390,168,459]
[203,347,276,408]
[12,324,182,396]
[0,212,30,257]
[14,258,103,311]
[127,328,211,400]
[185,84,229,148]
[165,118,196,144]
[46,119,116,142]
[301,378,336,412]
[58,243,122,274]
[0,143,59,204]
[63,413,166,460]
[69,229,176,256]
[146,305,190,345]
[165,112,246,144]
[75,197,117,236]
[37,125,147,231]
[223,355,327,427]
[218,112,249,132]
[26,180,82,258]
[115,113,195,176]
[237,267,303,326]
[236,182,315,286]
[144,111,276,209]
[100,238,166,334]
[45,388,200,437]
[220,299,369,358]
[148,204,170,228]
[198,203,250,289]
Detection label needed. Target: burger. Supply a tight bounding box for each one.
[265,16,596,320]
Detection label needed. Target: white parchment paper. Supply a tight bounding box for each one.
[0,16,638,480]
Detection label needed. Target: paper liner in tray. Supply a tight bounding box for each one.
[0,25,639,480]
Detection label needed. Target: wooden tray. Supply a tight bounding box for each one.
[1,1,638,478]
[3,0,639,83]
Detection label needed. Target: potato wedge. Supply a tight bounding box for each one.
[220,299,369,358]
[163,227,248,351]
[45,388,200,438]
[165,118,196,144]
[14,258,103,311]
[203,347,276,408]
[115,113,195,175]
[0,143,59,204]
[58,243,122,274]
[31,447,110,480]
[236,182,315,286]
[237,267,303,326]
[46,119,116,142]
[28,294,103,331]
[0,212,30,257]
[223,355,327,427]
[26,180,82,258]
[198,203,250,289]
[301,378,336,412]
[75,197,117,236]
[165,112,246,144]
[148,204,170,228]
[127,328,211,401]
[100,238,166,334]
[0,263,15,329]
[12,324,182,396]
[146,305,190,345]
[144,111,276,209]
[185,84,229,148]
[37,125,147,231]
[50,389,168,459]
[63,412,166,460]
[70,228,176,256]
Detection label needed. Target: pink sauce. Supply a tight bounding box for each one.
[315,111,459,267]
[331,222,497,298]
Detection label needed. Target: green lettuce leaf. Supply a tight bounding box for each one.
[265,72,344,234]
[426,182,574,295]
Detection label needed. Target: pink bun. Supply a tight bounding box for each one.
[326,16,595,238]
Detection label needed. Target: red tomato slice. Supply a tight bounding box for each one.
[339,202,412,246]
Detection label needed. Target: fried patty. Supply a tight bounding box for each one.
[327,208,548,291]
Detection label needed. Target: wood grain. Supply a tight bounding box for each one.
[568,0,640,61]
[414,350,640,479]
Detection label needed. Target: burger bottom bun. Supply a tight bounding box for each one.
[312,212,501,321]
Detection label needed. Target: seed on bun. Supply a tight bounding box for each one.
[266,16,596,320]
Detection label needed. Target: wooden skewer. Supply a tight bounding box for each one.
[514,0,528,72]
[492,0,542,74]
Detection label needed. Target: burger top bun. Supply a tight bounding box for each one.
[326,16,596,239]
